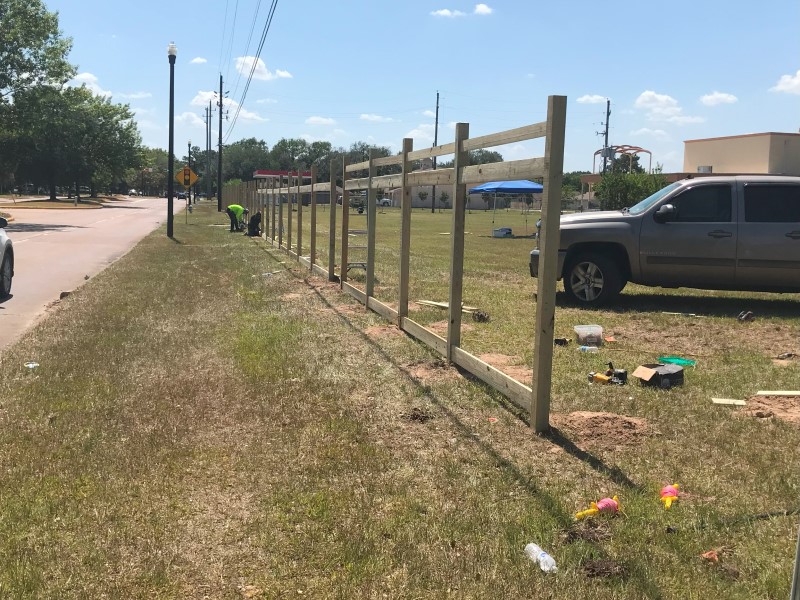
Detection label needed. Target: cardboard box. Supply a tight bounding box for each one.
[632,363,684,389]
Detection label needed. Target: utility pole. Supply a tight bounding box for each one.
[207,100,212,201]
[602,99,611,174]
[431,91,439,214]
[187,140,192,204]
[217,74,224,211]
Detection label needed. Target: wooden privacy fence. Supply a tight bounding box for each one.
[224,95,566,432]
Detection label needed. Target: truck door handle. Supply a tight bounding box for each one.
[708,230,732,238]
[786,231,800,240]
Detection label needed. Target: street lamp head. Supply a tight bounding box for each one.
[167,42,177,62]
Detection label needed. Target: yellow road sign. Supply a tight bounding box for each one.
[176,166,198,188]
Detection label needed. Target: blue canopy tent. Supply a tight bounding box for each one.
[468,180,543,194]
[468,180,544,236]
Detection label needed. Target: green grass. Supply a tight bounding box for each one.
[0,200,798,598]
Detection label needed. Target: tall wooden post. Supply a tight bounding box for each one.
[532,95,567,433]
[328,161,337,280]
[310,165,317,270]
[278,176,284,248]
[447,123,469,361]
[366,149,377,298]
[296,168,303,260]
[340,158,350,286]
[271,177,277,242]
[286,173,294,252]
[398,138,413,320]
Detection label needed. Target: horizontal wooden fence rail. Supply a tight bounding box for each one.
[228,95,566,433]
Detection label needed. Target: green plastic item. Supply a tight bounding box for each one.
[658,356,697,367]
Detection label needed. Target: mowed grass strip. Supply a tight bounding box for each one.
[0,201,798,598]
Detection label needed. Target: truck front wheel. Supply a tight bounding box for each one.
[563,252,625,306]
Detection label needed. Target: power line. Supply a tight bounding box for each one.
[224,0,279,142]
[228,0,265,106]
[223,0,241,85]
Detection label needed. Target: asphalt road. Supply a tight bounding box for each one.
[0,196,183,352]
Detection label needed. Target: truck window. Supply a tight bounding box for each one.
[669,184,732,222]
[744,184,800,223]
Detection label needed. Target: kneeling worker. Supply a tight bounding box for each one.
[245,211,262,237]
[225,203,247,232]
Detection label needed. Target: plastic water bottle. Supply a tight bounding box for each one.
[524,543,558,573]
[577,345,599,353]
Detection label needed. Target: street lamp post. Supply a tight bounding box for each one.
[166,42,177,237]
[187,139,192,204]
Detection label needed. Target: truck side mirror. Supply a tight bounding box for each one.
[654,203,676,224]
[0,218,7,228]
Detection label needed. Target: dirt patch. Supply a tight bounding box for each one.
[365,325,404,338]
[404,359,461,383]
[401,407,434,423]
[742,395,800,424]
[428,320,474,335]
[279,291,309,302]
[552,411,649,452]
[478,353,532,385]
[582,559,626,579]
[562,520,611,544]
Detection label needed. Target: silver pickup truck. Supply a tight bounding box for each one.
[529,175,800,305]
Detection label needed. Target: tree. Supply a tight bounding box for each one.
[13,85,143,200]
[417,190,428,208]
[610,153,645,174]
[594,171,668,211]
[0,0,75,99]
[438,190,449,211]
[437,149,503,170]
[481,192,492,211]
[224,137,270,181]
[269,138,308,170]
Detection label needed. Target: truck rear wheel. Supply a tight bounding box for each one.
[563,252,625,306]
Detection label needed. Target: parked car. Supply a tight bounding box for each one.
[378,197,392,207]
[529,175,800,306]
[177,191,186,200]
[0,217,13,298]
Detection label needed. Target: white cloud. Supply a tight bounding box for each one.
[116,91,152,100]
[189,91,266,122]
[474,3,492,14]
[630,127,670,141]
[525,73,535,79]
[405,123,436,142]
[256,98,278,104]
[190,57,207,64]
[576,94,606,104]
[360,113,394,122]
[700,91,737,106]
[770,69,800,95]
[70,72,111,98]
[131,107,156,117]
[176,112,205,127]
[306,116,336,126]
[634,90,704,124]
[422,109,436,118]
[431,8,466,17]
[234,56,293,81]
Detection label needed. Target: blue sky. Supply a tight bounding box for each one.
[46,0,799,173]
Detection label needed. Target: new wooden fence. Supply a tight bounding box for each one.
[223,95,566,432]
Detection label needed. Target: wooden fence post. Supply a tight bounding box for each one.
[310,165,317,270]
[531,95,567,433]
[271,178,277,242]
[296,168,303,260]
[398,138,413,321]
[366,149,377,298]
[328,161,337,280]
[287,173,293,252]
[340,158,349,287]
[278,176,284,248]
[447,123,469,361]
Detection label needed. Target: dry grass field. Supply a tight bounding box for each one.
[0,200,798,598]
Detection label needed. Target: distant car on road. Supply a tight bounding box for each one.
[177,191,186,200]
[0,217,13,297]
